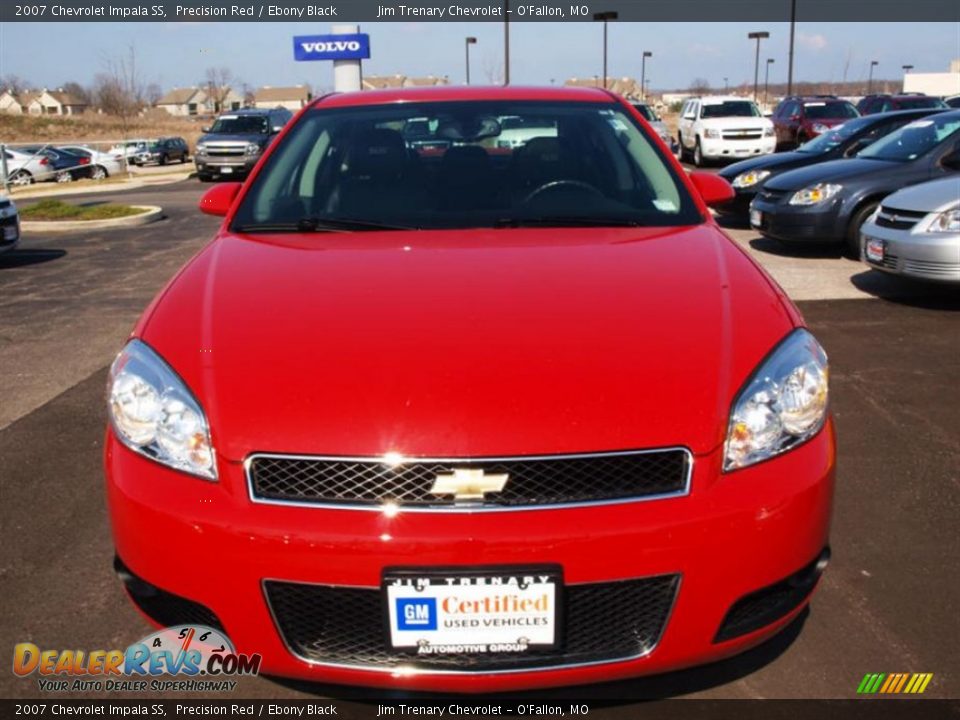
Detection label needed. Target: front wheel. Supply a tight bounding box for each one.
[10,170,33,186]
[846,202,879,258]
[91,165,108,181]
[693,138,705,167]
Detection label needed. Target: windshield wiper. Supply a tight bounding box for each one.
[493,216,645,228]
[234,217,416,233]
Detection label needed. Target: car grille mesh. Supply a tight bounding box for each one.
[875,206,926,230]
[264,575,679,670]
[248,450,690,508]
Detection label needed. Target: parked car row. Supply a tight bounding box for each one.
[2,144,127,186]
[718,108,960,283]
[109,137,190,167]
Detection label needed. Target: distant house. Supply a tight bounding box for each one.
[204,87,244,113]
[362,75,450,90]
[156,87,209,116]
[253,86,311,110]
[565,77,643,98]
[48,90,88,115]
[0,91,22,114]
[20,90,64,115]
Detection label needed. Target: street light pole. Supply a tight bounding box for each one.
[764,58,775,108]
[503,0,510,85]
[867,60,878,94]
[593,11,618,90]
[748,31,770,103]
[640,50,652,101]
[465,37,477,85]
[902,64,913,93]
[787,0,796,96]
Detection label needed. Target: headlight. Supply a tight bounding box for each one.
[724,329,829,471]
[732,169,771,188]
[245,143,262,156]
[789,183,843,206]
[703,128,721,139]
[108,339,216,480]
[812,123,830,134]
[763,126,775,137]
[196,143,207,154]
[929,206,960,233]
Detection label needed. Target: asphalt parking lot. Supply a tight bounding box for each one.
[1,179,958,703]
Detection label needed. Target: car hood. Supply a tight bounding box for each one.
[700,116,772,129]
[719,151,818,180]
[879,175,960,213]
[763,157,900,191]
[138,227,797,462]
[199,133,268,145]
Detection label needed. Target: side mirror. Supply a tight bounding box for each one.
[198,182,243,217]
[689,171,735,208]
[683,113,695,120]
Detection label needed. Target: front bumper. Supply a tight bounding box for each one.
[861,222,960,283]
[195,156,259,176]
[700,137,776,161]
[750,195,845,243]
[0,214,20,253]
[105,423,835,692]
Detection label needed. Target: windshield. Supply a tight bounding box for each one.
[857,114,960,162]
[209,115,269,134]
[804,102,859,119]
[797,116,874,154]
[632,104,657,122]
[701,101,760,119]
[231,100,700,232]
[897,97,948,110]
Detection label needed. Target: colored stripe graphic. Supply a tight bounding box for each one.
[858,673,933,695]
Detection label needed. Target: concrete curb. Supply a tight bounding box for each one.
[21,205,164,233]
[9,172,194,200]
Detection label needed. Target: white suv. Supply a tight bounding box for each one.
[678,96,776,166]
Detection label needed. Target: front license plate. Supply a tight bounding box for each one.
[220,167,234,174]
[2,226,17,241]
[750,209,763,227]
[384,567,560,655]
[865,237,884,262]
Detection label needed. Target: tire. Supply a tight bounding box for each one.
[159,154,167,166]
[9,170,32,186]
[91,165,108,181]
[693,138,704,167]
[55,170,72,184]
[198,173,213,182]
[846,201,879,258]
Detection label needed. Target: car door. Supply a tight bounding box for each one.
[679,101,697,149]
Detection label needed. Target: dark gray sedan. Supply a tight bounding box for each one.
[860,176,960,283]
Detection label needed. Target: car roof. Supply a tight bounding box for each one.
[313,85,617,109]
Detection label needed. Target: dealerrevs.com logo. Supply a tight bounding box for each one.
[13,625,262,693]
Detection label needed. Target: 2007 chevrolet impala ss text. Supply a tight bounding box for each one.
[104,85,835,692]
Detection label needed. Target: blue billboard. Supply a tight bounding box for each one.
[293,34,371,61]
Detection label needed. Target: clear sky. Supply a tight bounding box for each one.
[1,21,957,92]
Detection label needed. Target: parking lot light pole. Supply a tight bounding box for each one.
[465,37,477,85]
[593,11,618,90]
[640,51,652,101]
[503,0,510,85]
[765,58,775,109]
[748,31,770,103]
[787,0,796,96]
[724,77,729,93]
[868,60,878,94]
[902,64,913,93]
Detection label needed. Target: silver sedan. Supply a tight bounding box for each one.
[861,176,960,283]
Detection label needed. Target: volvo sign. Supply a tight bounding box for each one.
[293,33,371,61]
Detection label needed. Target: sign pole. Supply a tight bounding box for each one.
[332,24,363,92]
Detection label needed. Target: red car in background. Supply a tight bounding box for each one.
[771,96,860,149]
[105,85,834,692]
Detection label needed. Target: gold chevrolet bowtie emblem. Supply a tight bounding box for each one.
[429,468,509,501]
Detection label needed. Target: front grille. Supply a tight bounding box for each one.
[114,556,225,632]
[903,258,960,278]
[875,206,926,230]
[248,449,691,509]
[265,575,679,671]
[714,548,829,643]
[722,130,763,140]
[205,146,246,157]
[758,188,787,204]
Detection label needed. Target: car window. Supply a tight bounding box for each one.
[700,101,761,119]
[804,102,859,119]
[858,114,960,161]
[232,100,701,232]
[896,97,948,110]
[209,115,269,134]
[632,104,657,122]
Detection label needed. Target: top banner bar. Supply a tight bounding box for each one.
[1,0,958,22]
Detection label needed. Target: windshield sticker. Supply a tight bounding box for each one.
[653,199,678,212]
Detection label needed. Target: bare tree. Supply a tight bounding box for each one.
[240,82,256,108]
[95,46,147,132]
[0,74,29,95]
[144,82,163,106]
[60,81,92,105]
[688,77,711,95]
[204,67,235,113]
[481,54,503,85]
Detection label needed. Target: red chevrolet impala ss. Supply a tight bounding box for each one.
[105,86,834,692]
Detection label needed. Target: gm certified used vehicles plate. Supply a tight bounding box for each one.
[105,85,835,692]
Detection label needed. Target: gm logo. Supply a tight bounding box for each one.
[396,598,437,631]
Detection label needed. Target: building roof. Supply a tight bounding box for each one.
[157,87,204,105]
[48,91,87,107]
[254,85,310,102]
[362,75,407,90]
[404,76,450,87]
